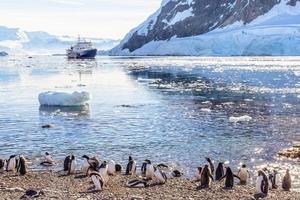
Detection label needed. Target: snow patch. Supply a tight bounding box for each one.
[38,91,90,106]
[167,7,194,26]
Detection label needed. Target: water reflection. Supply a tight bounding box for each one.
[39,105,90,117]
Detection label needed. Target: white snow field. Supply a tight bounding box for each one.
[38,91,91,106]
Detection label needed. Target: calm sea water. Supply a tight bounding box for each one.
[0,56,299,189]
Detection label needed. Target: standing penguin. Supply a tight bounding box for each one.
[282,169,291,191]
[107,160,116,175]
[198,164,214,189]
[125,156,136,175]
[63,155,76,175]
[194,167,202,181]
[115,163,122,174]
[238,164,250,185]
[215,162,224,181]
[99,161,109,184]
[220,167,240,189]
[254,170,269,200]
[40,152,55,166]
[90,171,104,191]
[154,168,167,184]
[82,155,100,175]
[271,170,278,189]
[18,155,28,175]
[205,157,214,175]
[6,155,18,172]
[141,159,150,176]
[145,160,155,180]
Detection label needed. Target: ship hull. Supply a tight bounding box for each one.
[67,49,97,59]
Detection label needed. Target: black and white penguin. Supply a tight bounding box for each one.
[20,189,44,199]
[6,155,18,172]
[17,155,28,175]
[82,155,100,175]
[154,168,167,184]
[63,155,76,175]
[125,156,136,175]
[99,161,109,183]
[145,160,155,180]
[90,171,104,191]
[237,164,250,185]
[205,157,214,175]
[194,167,202,181]
[254,170,269,200]
[126,179,148,188]
[219,167,240,189]
[215,162,224,181]
[115,163,122,173]
[198,164,214,189]
[107,160,116,175]
[140,159,149,176]
[0,158,6,171]
[282,169,291,191]
[40,152,55,166]
[172,169,183,178]
[271,170,278,189]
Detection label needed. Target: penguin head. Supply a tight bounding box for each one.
[9,155,17,159]
[205,157,212,162]
[128,156,133,161]
[45,152,50,156]
[242,164,246,168]
[82,155,89,160]
[145,159,151,164]
[100,161,107,168]
[225,167,233,175]
[71,155,75,160]
[197,167,202,173]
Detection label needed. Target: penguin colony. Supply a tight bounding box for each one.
[0,154,293,199]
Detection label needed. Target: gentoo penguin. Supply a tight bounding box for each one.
[254,170,269,200]
[215,162,224,181]
[107,160,116,175]
[0,158,6,171]
[238,164,250,185]
[145,160,155,180]
[271,170,278,189]
[194,167,202,181]
[6,155,18,172]
[125,156,136,175]
[263,168,273,190]
[205,157,214,175]
[63,155,76,175]
[17,155,28,175]
[99,161,109,184]
[115,164,122,173]
[126,179,148,188]
[172,169,183,177]
[82,155,100,175]
[154,168,167,184]
[40,152,55,166]
[198,164,214,189]
[141,159,149,176]
[90,171,104,191]
[282,169,291,191]
[219,167,240,189]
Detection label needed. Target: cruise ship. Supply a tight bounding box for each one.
[66,37,97,59]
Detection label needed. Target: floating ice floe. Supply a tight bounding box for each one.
[229,115,252,123]
[38,91,90,106]
[200,108,211,113]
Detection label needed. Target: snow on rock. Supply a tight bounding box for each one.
[0,51,8,56]
[229,115,252,123]
[38,91,90,106]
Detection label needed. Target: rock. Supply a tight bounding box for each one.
[131,196,144,200]
[1,187,25,192]
[42,124,54,129]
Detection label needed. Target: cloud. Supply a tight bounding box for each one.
[48,0,84,6]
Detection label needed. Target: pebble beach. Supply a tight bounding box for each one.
[0,171,299,200]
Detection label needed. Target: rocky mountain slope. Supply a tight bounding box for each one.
[111,0,300,56]
[0,26,120,55]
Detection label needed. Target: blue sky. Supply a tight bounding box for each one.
[0,0,161,39]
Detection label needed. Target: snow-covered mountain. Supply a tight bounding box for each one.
[111,0,300,56]
[0,26,120,55]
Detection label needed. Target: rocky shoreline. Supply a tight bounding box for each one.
[0,171,299,200]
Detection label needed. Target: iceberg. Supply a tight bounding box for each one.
[229,115,252,123]
[38,91,90,106]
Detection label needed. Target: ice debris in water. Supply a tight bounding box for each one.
[229,115,252,123]
[38,91,90,106]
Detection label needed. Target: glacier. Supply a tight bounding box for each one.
[111,0,300,56]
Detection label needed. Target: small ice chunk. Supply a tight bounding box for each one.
[229,115,252,123]
[38,91,90,106]
[200,108,211,113]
